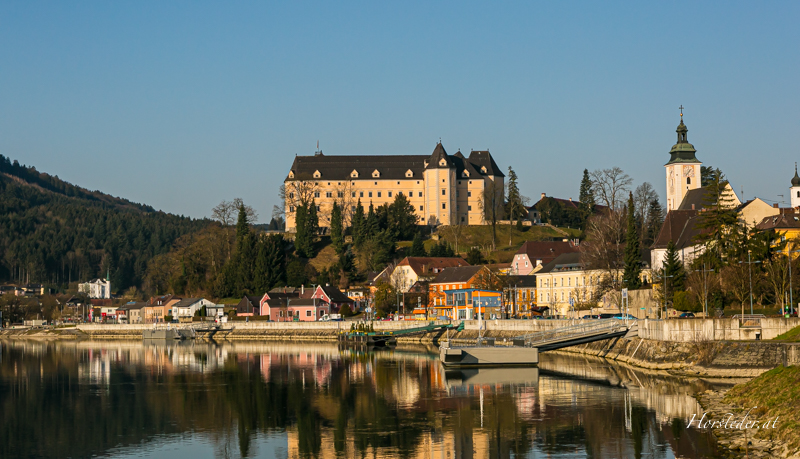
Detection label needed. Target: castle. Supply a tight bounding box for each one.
[283,143,505,231]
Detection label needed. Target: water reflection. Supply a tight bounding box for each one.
[0,341,725,458]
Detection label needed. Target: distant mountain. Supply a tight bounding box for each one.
[0,154,210,293]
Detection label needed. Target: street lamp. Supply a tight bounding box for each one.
[692,263,714,318]
[739,251,762,315]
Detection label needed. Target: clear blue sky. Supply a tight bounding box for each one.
[2,2,799,221]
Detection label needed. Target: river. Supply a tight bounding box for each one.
[0,340,732,458]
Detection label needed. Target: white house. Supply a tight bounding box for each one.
[172,298,217,321]
[79,278,111,299]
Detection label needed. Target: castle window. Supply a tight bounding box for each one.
[360,191,364,197]
[327,182,330,186]
[687,177,691,185]
[468,205,472,211]
[351,192,356,197]
[377,192,381,198]
[405,170,413,178]
[313,170,321,178]
[419,206,423,211]
[369,192,373,198]
[418,192,422,197]
[372,170,380,178]
[468,191,472,197]
[441,189,446,196]
[456,191,459,197]
[439,159,446,166]
[351,206,356,212]
[351,170,358,178]
[388,191,392,197]
[337,192,343,198]
[289,206,295,212]
[442,203,446,209]
[326,192,332,198]
[289,192,294,199]
[314,192,320,198]
[481,166,487,173]
[797,191,799,198]
[316,205,320,211]
[288,171,295,179]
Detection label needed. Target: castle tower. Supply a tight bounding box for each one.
[790,164,800,208]
[423,142,456,225]
[665,110,702,211]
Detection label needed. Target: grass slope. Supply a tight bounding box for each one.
[774,325,800,342]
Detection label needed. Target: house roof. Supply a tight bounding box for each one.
[755,213,800,231]
[285,144,503,181]
[397,257,470,276]
[505,275,538,287]
[677,184,741,211]
[289,298,327,307]
[652,209,704,250]
[515,241,580,264]
[121,302,146,311]
[431,266,485,284]
[172,298,203,308]
[528,196,608,213]
[536,252,584,274]
[318,285,354,303]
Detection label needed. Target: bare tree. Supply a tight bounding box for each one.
[212,198,258,225]
[581,210,626,301]
[280,176,320,228]
[479,180,505,250]
[590,167,633,211]
[764,256,790,310]
[440,225,465,255]
[720,263,751,315]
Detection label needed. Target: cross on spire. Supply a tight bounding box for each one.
[679,105,684,118]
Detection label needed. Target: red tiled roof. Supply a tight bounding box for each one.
[397,257,470,276]
[514,240,580,264]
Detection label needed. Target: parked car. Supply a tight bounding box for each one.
[319,313,342,322]
[679,312,695,318]
[582,314,600,319]
[613,314,636,319]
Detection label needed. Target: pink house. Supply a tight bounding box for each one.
[262,298,329,321]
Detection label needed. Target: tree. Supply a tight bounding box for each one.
[351,199,366,248]
[213,198,258,225]
[409,232,427,257]
[633,182,658,242]
[582,209,626,303]
[373,281,397,317]
[694,169,739,266]
[479,180,505,250]
[589,167,632,210]
[293,203,311,258]
[505,167,526,245]
[428,240,455,258]
[700,166,717,187]
[330,201,344,255]
[662,240,686,302]
[578,169,595,225]
[387,193,418,241]
[466,247,487,265]
[644,199,664,248]
[286,259,308,287]
[764,255,790,311]
[623,193,642,289]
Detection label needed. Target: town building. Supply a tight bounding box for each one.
[444,288,503,320]
[386,257,470,293]
[511,240,580,275]
[505,275,539,317]
[79,278,111,299]
[263,298,329,322]
[173,298,216,322]
[236,296,263,316]
[283,143,504,231]
[142,295,181,323]
[309,284,354,312]
[428,265,498,319]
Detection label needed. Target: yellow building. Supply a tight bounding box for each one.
[755,210,800,255]
[283,142,504,231]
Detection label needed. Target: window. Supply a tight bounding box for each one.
[456,191,459,197]
[388,191,392,197]
[418,192,423,197]
[419,205,423,211]
[314,191,320,198]
[368,191,373,197]
[289,206,295,212]
[687,177,691,185]
[409,191,413,196]
[338,192,343,198]
[326,192,332,198]
[289,192,294,199]
[351,206,356,212]
[352,192,356,197]
[467,191,472,197]
[442,203,446,209]
[525,261,528,267]
[568,278,571,286]
[456,205,459,211]
[306,310,311,317]
[316,205,320,211]
[377,192,381,197]
[360,191,364,197]
[468,205,472,211]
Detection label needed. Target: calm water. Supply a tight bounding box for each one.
[0,340,729,458]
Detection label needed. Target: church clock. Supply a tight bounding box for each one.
[683,165,695,177]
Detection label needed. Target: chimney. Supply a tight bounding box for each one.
[541,193,546,199]
[691,204,695,210]
[773,203,780,208]
[568,197,572,202]
[301,285,304,294]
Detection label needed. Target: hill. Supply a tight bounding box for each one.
[0,154,210,293]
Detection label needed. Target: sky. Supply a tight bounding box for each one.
[2,2,799,222]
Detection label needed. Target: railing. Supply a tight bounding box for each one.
[515,319,632,347]
[732,314,765,329]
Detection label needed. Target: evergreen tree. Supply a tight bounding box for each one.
[286,259,308,287]
[305,199,319,257]
[578,169,595,226]
[662,240,686,302]
[623,192,642,289]
[351,199,365,248]
[644,198,664,247]
[330,201,344,255]
[429,240,455,257]
[466,247,487,265]
[387,193,419,240]
[293,203,310,257]
[505,167,524,224]
[409,232,427,257]
[695,169,739,267]
[364,204,379,240]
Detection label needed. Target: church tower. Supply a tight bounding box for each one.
[790,164,800,208]
[665,109,702,211]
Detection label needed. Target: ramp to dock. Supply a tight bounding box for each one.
[516,319,637,352]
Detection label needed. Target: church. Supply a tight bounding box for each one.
[283,143,505,232]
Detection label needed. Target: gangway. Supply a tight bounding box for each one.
[340,321,463,346]
[515,319,637,352]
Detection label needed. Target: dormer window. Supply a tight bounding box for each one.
[423,161,429,167]
[313,170,321,178]
[288,171,295,179]
[405,169,413,178]
[481,166,487,173]
[462,171,469,177]
[372,169,380,178]
[439,159,447,166]
[350,170,359,178]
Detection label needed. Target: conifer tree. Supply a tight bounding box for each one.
[351,199,366,248]
[662,240,686,302]
[409,232,427,256]
[330,201,344,255]
[365,203,379,239]
[623,192,642,289]
[293,203,310,257]
[644,198,664,247]
[578,169,595,225]
[695,169,738,266]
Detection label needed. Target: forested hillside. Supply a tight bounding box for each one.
[0,154,210,293]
